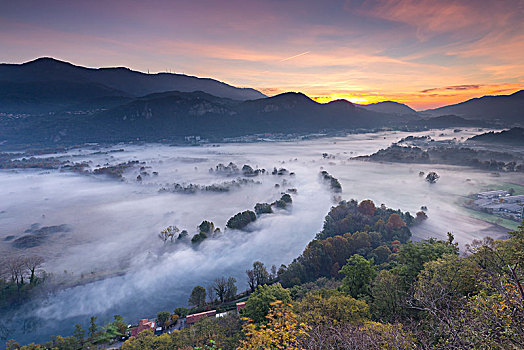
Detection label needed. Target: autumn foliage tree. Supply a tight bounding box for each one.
[239,301,310,350]
[358,199,376,216]
[386,213,405,231]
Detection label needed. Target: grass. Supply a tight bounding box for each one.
[481,182,524,195]
[461,207,519,231]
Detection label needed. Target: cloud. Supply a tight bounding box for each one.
[420,84,482,93]
[1,0,523,109]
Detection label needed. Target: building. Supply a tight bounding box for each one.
[236,302,246,314]
[486,203,523,219]
[130,319,156,338]
[504,195,524,204]
[477,190,510,199]
[185,310,217,326]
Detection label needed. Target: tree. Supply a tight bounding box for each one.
[415,210,428,224]
[254,203,273,215]
[339,254,376,298]
[159,226,179,243]
[396,238,458,285]
[206,284,216,303]
[226,210,257,230]
[246,261,270,292]
[121,330,173,350]
[411,254,480,333]
[174,307,189,317]
[191,232,208,244]
[4,255,25,286]
[425,171,440,183]
[239,301,310,350]
[213,277,227,303]
[253,261,270,288]
[177,230,188,240]
[88,316,98,340]
[198,220,215,234]
[73,324,85,343]
[294,291,369,326]
[212,276,237,303]
[225,277,237,301]
[358,200,376,216]
[246,269,256,292]
[189,286,206,307]
[157,311,170,328]
[243,283,291,324]
[113,314,127,336]
[23,255,44,284]
[370,245,391,264]
[280,194,292,203]
[371,270,405,321]
[270,265,277,280]
[386,213,405,231]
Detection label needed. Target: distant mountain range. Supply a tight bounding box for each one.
[0,58,522,147]
[355,101,417,115]
[0,57,265,113]
[422,90,524,124]
[0,91,420,145]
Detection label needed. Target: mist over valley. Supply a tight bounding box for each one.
[1,128,521,345]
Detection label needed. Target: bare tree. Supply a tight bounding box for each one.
[246,269,256,292]
[206,284,215,303]
[213,277,227,303]
[4,255,25,286]
[23,255,44,284]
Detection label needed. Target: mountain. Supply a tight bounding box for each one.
[0,58,265,113]
[88,92,418,139]
[355,101,417,115]
[467,127,524,146]
[422,90,524,125]
[0,92,421,146]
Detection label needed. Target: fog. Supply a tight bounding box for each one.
[0,128,517,345]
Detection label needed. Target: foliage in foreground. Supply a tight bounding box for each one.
[7,209,524,350]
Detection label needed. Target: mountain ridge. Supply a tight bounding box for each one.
[422,90,524,124]
[355,101,417,115]
[0,57,266,112]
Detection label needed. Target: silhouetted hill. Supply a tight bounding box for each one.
[355,101,417,115]
[0,58,266,113]
[467,127,524,146]
[0,80,132,114]
[422,90,524,125]
[88,92,418,139]
[0,91,422,146]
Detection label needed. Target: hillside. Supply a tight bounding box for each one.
[0,58,265,113]
[422,90,524,125]
[0,91,423,146]
[468,127,524,146]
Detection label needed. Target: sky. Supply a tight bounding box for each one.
[1,0,523,110]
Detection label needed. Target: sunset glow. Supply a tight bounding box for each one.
[1,0,523,109]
